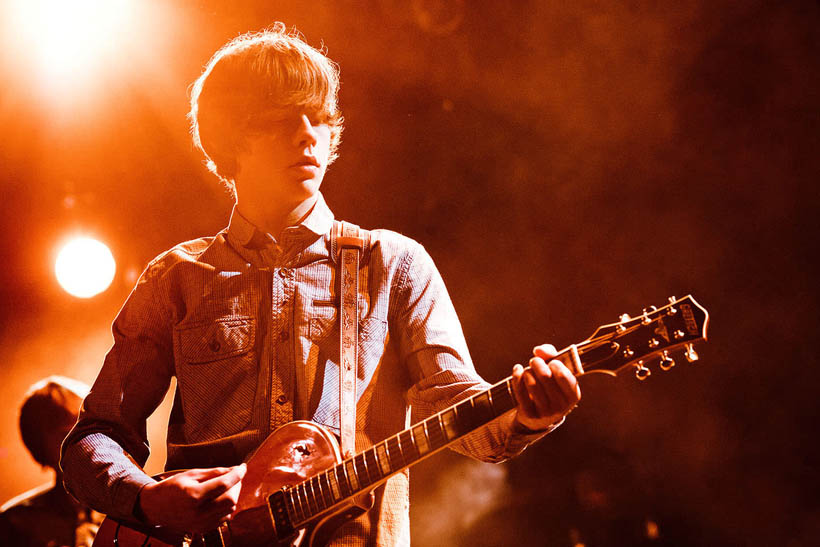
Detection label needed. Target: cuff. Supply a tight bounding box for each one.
[503,413,565,457]
[120,474,157,524]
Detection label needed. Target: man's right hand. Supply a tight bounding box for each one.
[137,464,247,533]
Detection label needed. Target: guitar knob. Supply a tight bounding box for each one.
[617,313,630,333]
[684,343,699,362]
[659,351,675,371]
[635,362,651,381]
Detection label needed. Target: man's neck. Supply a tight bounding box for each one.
[237,194,318,238]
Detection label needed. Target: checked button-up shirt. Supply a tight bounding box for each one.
[61,193,551,546]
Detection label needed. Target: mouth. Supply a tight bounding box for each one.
[290,156,321,168]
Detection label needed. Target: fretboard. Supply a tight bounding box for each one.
[275,345,588,527]
[279,374,519,526]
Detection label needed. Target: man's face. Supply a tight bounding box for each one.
[234,106,332,208]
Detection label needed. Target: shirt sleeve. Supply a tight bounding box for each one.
[392,242,559,463]
[60,259,175,521]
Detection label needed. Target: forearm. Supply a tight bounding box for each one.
[410,373,559,463]
[61,432,156,521]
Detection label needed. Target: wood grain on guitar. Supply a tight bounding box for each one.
[92,295,709,547]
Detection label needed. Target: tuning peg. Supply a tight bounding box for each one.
[667,296,678,315]
[684,343,699,362]
[635,362,651,380]
[659,351,675,371]
[617,313,631,332]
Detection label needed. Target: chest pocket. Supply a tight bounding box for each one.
[174,316,258,441]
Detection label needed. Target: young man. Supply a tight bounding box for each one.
[61,24,580,545]
[1,377,102,547]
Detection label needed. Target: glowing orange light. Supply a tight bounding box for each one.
[55,237,116,298]
[6,0,133,82]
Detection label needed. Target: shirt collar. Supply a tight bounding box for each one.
[226,192,335,250]
[299,192,335,237]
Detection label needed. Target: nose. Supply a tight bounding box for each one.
[293,114,318,148]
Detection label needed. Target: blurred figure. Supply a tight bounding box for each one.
[0,376,102,547]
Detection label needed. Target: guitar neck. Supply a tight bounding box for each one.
[275,348,582,528]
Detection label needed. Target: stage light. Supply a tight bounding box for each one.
[55,237,116,298]
[6,0,133,82]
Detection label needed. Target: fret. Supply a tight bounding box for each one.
[412,423,430,455]
[375,442,392,476]
[298,484,311,519]
[318,473,334,508]
[386,436,404,470]
[328,468,342,501]
[454,400,478,434]
[313,476,326,512]
[345,459,360,491]
[472,391,495,424]
[305,480,319,515]
[336,464,352,498]
[440,409,459,441]
[297,484,309,521]
[364,449,381,481]
[426,415,446,449]
[287,487,303,524]
[490,381,515,412]
[398,430,419,462]
[354,453,371,486]
[307,477,320,514]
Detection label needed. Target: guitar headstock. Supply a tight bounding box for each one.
[576,295,709,380]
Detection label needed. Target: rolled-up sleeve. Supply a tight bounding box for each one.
[393,243,555,463]
[60,259,175,520]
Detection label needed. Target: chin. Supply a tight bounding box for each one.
[294,177,322,195]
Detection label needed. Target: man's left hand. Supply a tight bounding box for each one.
[511,344,581,432]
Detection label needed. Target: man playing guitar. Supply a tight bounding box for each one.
[61,23,581,546]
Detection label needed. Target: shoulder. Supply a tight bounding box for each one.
[0,483,54,513]
[138,232,252,286]
[363,228,445,290]
[361,228,432,274]
[142,236,219,279]
[0,483,58,513]
[0,484,76,546]
[367,228,424,257]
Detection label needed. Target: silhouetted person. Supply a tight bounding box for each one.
[0,376,102,547]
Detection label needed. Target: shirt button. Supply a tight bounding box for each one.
[208,339,221,352]
[279,330,289,341]
[276,395,288,405]
[279,269,293,279]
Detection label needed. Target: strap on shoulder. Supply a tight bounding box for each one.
[331,220,369,263]
[332,220,366,457]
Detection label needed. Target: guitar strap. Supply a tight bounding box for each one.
[331,220,366,458]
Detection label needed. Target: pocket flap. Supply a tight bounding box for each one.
[178,317,255,364]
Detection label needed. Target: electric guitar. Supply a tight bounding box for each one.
[92,295,709,546]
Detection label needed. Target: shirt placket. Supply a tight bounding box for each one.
[267,237,301,432]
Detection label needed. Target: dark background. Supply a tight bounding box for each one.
[1,1,817,545]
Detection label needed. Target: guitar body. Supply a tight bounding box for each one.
[93,421,373,547]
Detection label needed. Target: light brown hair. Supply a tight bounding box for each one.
[189,23,343,192]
